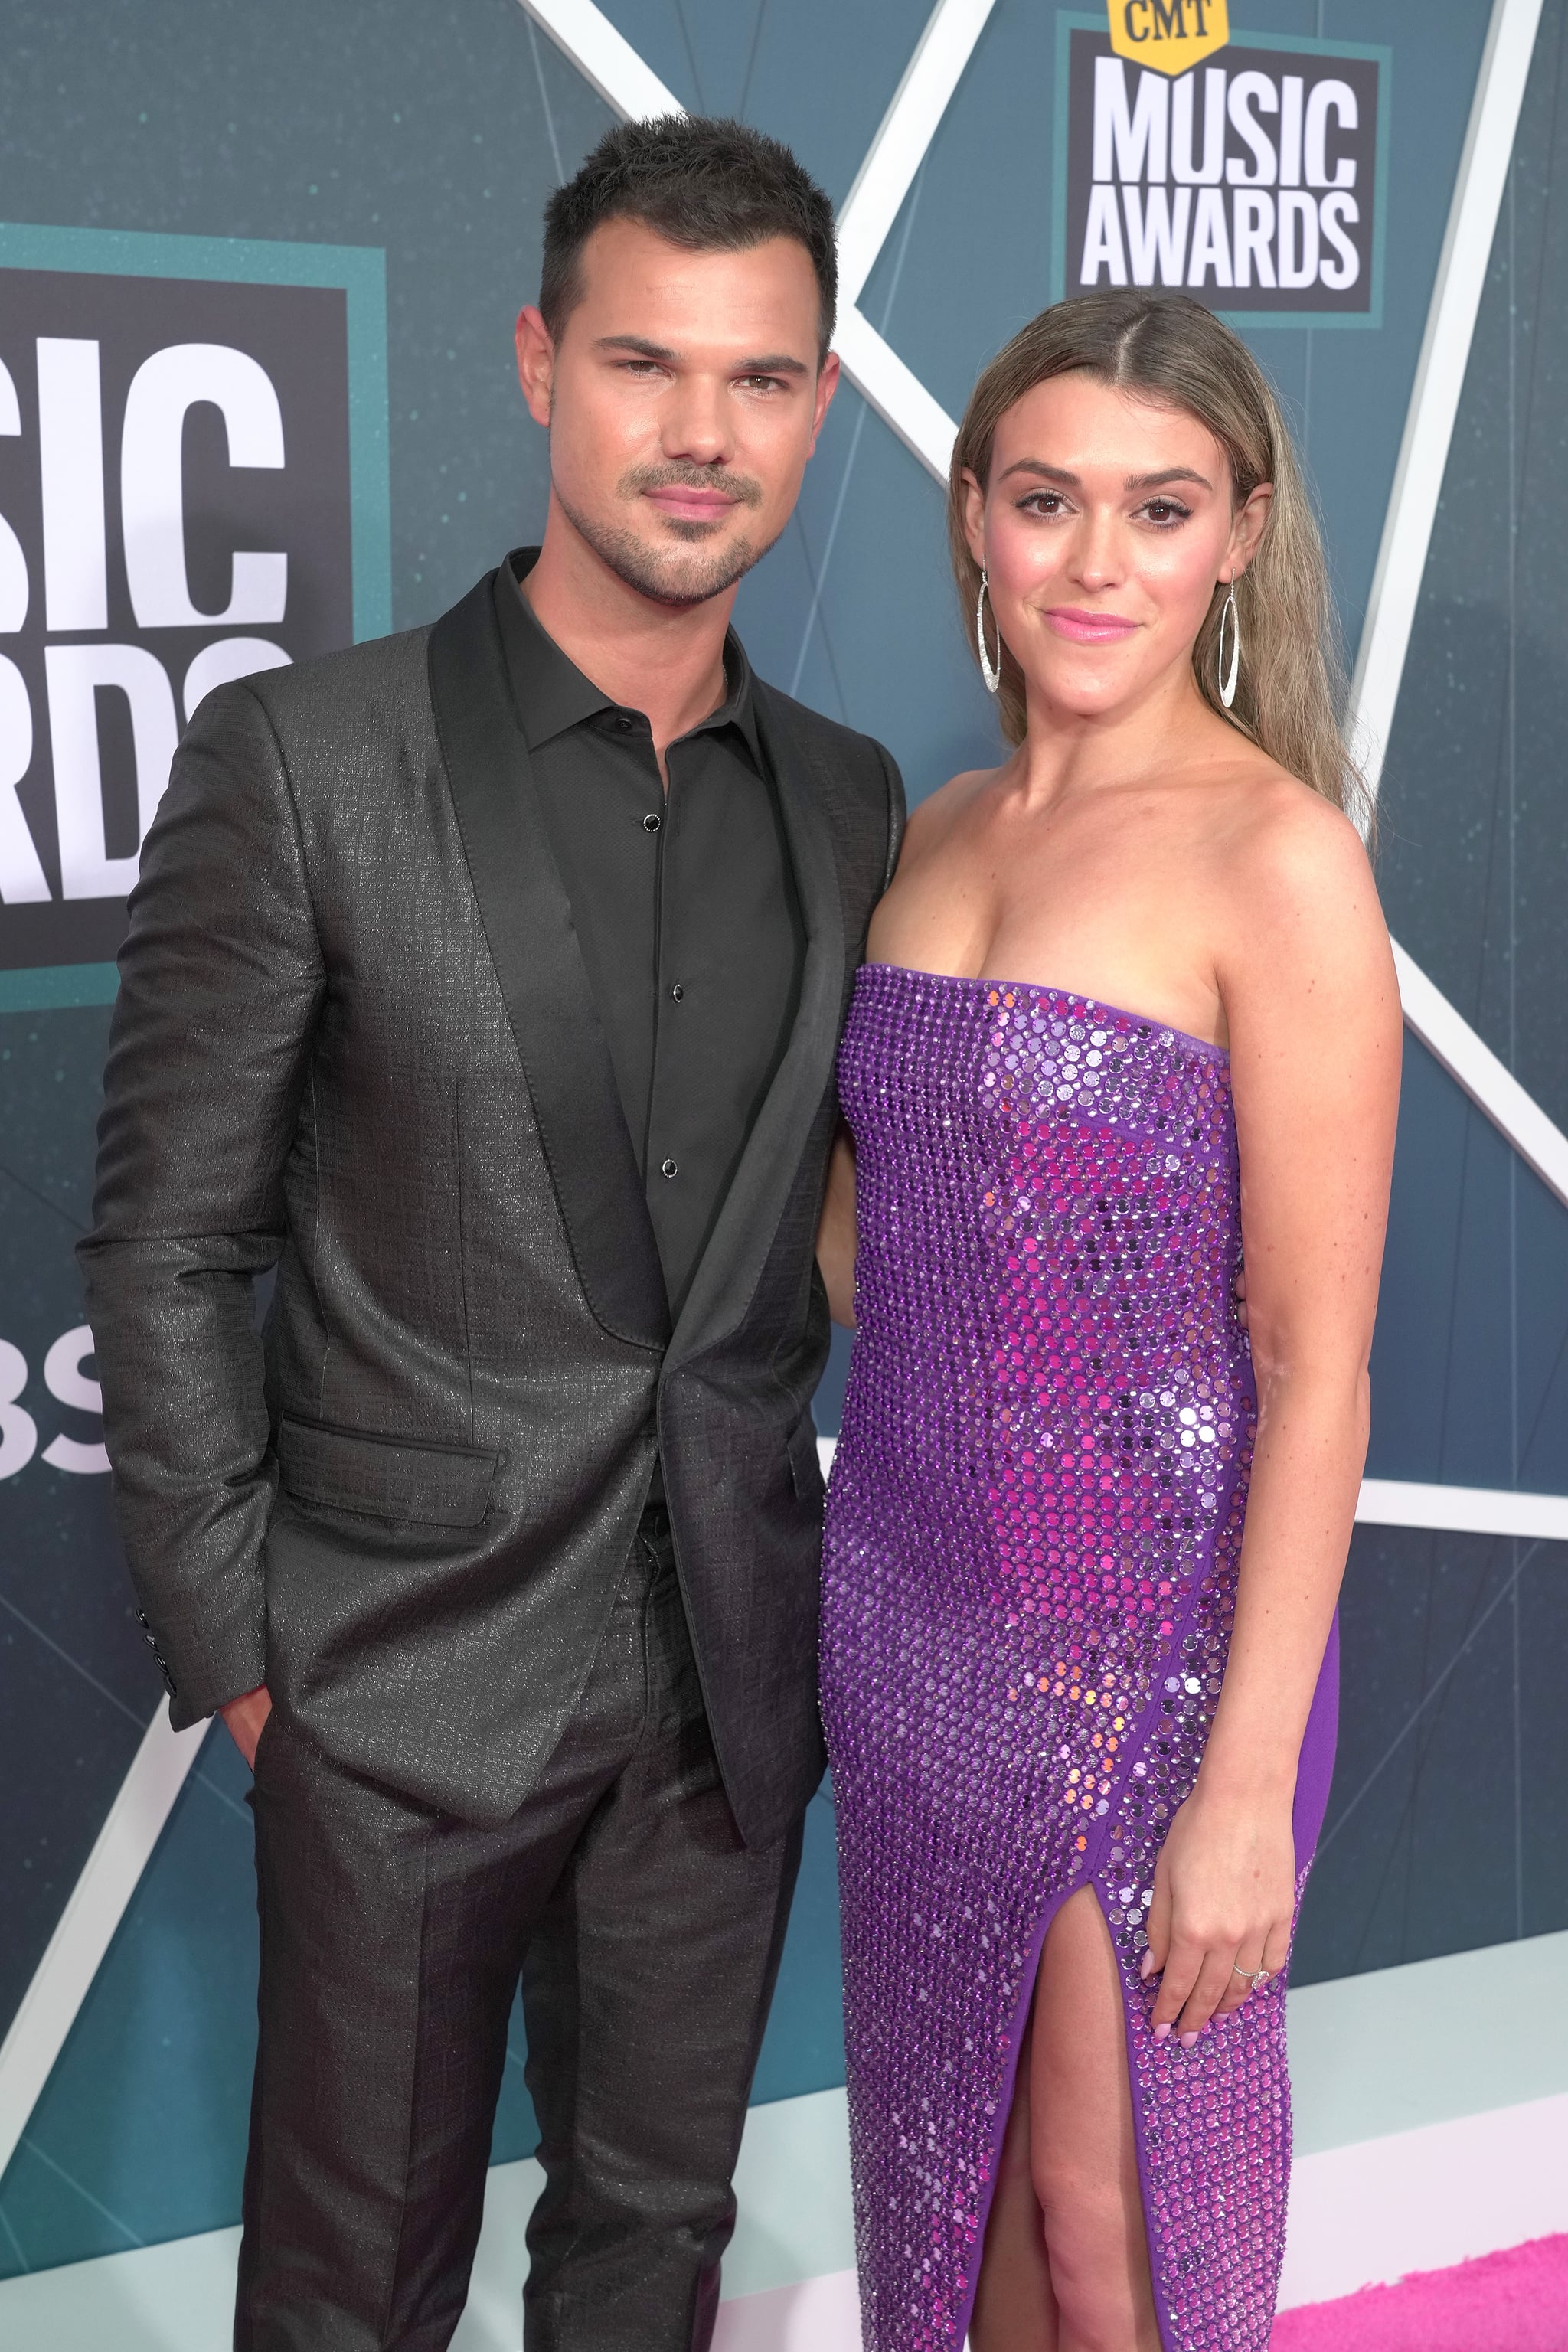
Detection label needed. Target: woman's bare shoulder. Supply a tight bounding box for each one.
[1220,761,1373,908]
[900,763,1004,854]
[1209,760,1391,1019]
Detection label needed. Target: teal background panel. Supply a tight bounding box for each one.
[2,0,1566,2285]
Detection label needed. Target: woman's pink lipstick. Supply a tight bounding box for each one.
[1046,606,1138,643]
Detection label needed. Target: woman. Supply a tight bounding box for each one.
[816,290,1399,2352]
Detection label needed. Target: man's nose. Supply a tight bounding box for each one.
[660,374,733,468]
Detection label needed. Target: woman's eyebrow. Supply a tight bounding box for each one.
[1124,467,1212,492]
[998,459,1080,485]
[996,461,1214,492]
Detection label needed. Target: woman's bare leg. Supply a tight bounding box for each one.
[1030,1883,1161,2350]
[971,1886,1160,2351]
[969,2015,1059,2351]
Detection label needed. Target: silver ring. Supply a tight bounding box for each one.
[1232,1965,1270,1990]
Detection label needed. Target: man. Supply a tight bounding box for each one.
[81,116,902,2352]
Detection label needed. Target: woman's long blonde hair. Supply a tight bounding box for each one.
[948,289,1366,824]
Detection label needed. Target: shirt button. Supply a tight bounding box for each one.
[670,982,684,1001]
[642,812,661,832]
[613,714,634,732]
[660,1158,678,1179]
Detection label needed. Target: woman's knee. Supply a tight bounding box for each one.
[1034,2162,1152,2347]
[1033,2148,1118,2238]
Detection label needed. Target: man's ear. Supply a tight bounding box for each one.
[515,306,555,427]
[807,350,841,456]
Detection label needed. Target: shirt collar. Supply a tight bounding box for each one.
[494,547,763,767]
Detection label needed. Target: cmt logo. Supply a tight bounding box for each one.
[0,263,353,973]
[1063,33,1384,319]
[1109,0,1229,77]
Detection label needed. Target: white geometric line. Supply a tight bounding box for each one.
[1357,1476,1568,1545]
[514,0,959,485]
[1393,941,1568,1211]
[835,0,1000,310]
[830,306,955,482]
[0,0,681,2200]
[515,1,1568,1238]
[1351,0,1546,802]
[518,0,681,119]
[0,1702,206,2184]
[820,1438,1568,1540]
[514,20,1568,1473]
[502,11,1568,1423]
[5,0,1550,2225]
[1344,0,1566,1215]
[512,0,1568,1514]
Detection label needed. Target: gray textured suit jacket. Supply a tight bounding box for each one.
[80,570,903,1847]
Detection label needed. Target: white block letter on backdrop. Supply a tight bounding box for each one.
[0,1340,38,1482]
[42,1328,109,1475]
[1172,68,1227,186]
[44,644,178,900]
[0,657,47,903]
[1093,57,1168,185]
[0,358,28,634]
[1278,188,1320,288]
[38,339,108,633]
[121,342,287,628]
[1305,78,1358,189]
[182,634,291,721]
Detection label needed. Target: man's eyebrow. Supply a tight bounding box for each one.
[593,333,810,377]
[593,335,681,362]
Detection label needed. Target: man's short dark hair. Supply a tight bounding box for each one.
[541,116,838,358]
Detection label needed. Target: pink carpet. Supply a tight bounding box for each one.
[1272,2234,1568,2350]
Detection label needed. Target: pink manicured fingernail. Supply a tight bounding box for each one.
[1139,1952,1155,1980]
[1179,2030,1199,2050]
[1152,2020,1171,2041]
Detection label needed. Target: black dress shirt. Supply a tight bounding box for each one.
[493,550,805,1323]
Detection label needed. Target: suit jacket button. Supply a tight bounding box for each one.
[660,1158,678,1179]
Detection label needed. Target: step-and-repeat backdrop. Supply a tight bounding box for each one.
[2,0,1563,2282]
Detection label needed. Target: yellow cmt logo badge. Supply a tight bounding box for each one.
[1109,0,1230,75]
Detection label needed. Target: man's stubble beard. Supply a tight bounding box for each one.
[554,477,786,609]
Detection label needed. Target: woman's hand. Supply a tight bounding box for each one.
[1138,1782,1296,2044]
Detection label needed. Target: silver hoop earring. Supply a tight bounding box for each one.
[1217,583,1240,710]
[976,570,1002,695]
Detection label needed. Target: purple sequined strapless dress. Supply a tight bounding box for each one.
[821,964,1338,2352]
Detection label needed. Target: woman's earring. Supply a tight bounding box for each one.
[1217,581,1240,710]
[976,570,1002,696]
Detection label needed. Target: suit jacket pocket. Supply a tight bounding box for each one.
[276,1414,498,1528]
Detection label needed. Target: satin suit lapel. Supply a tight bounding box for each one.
[428,577,669,1354]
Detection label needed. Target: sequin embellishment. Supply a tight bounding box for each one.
[822,965,1325,2352]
